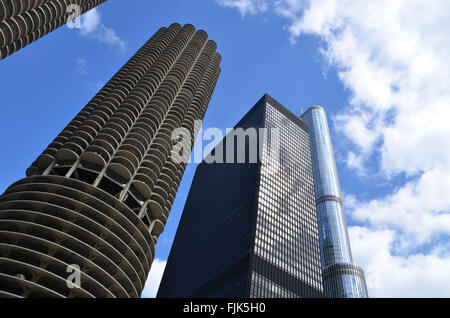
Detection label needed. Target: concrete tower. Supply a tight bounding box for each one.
[0,0,108,59]
[0,23,221,298]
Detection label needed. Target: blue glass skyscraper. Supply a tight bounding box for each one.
[301,106,369,298]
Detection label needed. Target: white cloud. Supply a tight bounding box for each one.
[349,226,450,298]
[215,0,268,16]
[79,8,101,34]
[335,110,378,153]
[346,151,366,177]
[79,8,127,53]
[272,0,450,174]
[75,58,88,75]
[215,0,450,297]
[348,164,450,250]
[141,259,166,298]
[88,81,106,93]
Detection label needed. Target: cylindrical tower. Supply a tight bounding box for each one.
[0,23,221,298]
[0,0,108,59]
[301,106,368,298]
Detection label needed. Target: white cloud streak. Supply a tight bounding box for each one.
[79,8,127,53]
[215,0,450,297]
[75,58,88,75]
[215,0,268,16]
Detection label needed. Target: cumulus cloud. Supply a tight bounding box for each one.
[272,0,450,174]
[79,8,127,53]
[215,0,450,297]
[141,259,167,298]
[349,226,450,298]
[348,165,450,246]
[346,151,367,177]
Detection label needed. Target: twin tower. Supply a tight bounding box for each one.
[0,1,367,298]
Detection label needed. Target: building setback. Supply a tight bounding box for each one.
[0,23,221,298]
[0,0,108,59]
[157,94,324,298]
[301,107,369,298]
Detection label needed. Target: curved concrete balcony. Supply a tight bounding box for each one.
[1,23,221,298]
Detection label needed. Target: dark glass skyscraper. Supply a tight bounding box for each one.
[301,107,368,298]
[0,23,221,298]
[0,0,108,59]
[157,94,324,298]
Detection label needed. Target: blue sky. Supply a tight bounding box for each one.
[1,0,450,298]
